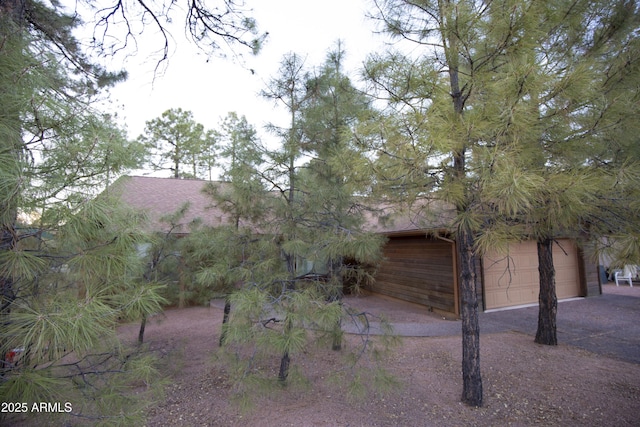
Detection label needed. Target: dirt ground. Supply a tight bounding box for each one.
[116,286,640,427]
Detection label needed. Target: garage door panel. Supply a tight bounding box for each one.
[553,240,580,300]
[483,239,582,310]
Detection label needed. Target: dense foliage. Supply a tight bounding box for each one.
[366,0,640,405]
[0,0,262,424]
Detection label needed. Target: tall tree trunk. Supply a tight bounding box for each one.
[138,315,147,344]
[331,303,343,351]
[329,259,344,351]
[173,143,180,178]
[278,313,292,384]
[178,258,186,308]
[278,349,290,384]
[219,299,231,346]
[457,226,483,407]
[0,227,17,311]
[330,296,343,351]
[0,25,25,374]
[440,0,483,405]
[535,237,558,345]
[1,225,18,380]
[278,257,295,383]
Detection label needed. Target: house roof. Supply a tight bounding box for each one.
[108,176,456,237]
[107,176,233,234]
[362,199,456,236]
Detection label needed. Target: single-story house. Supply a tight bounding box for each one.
[111,176,602,317]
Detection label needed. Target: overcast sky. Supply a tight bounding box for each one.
[106,0,393,145]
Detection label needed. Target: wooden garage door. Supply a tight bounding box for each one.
[371,236,457,314]
[483,239,582,310]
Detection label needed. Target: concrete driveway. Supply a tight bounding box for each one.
[343,284,640,365]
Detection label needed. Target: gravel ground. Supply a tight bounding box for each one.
[112,284,640,427]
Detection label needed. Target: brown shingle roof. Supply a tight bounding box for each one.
[361,199,456,236]
[108,176,231,233]
[108,176,456,237]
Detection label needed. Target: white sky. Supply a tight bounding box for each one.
[105,0,393,145]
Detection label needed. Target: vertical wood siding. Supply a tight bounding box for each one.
[578,244,602,297]
[370,235,457,314]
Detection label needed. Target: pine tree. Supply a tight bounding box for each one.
[0,7,170,422]
[201,129,221,181]
[209,50,389,405]
[463,0,640,346]
[369,0,497,406]
[1,0,262,422]
[261,55,314,387]
[185,112,268,345]
[367,0,640,405]
[138,108,209,179]
[258,50,384,382]
[297,44,382,350]
[528,0,640,346]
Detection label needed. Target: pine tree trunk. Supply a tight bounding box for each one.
[279,315,292,384]
[331,311,343,351]
[330,264,344,351]
[1,227,17,311]
[440,5,483,405]
[535,237,558,345]
[278,350,290,384]
[458,227,483,407]
[277,248,296,384]
[0,27,25,374]
[331,310,343,351]
[138,315,147,344]
[219,299,231,347]
[1,227,17,379]
[1,148,21,377]
[178,259,186,308]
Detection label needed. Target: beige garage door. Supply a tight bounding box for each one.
[483,239,582,310]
